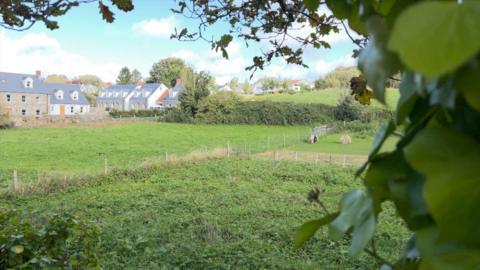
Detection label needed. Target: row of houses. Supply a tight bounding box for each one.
[96,79,184,111]
[0,71,90,117]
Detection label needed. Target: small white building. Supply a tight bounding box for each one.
[45,83,90,115]
[129,83,168,110]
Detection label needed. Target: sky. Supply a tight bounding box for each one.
[0,1,358,85]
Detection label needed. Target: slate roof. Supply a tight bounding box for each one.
[96,84,137,101]
[0,72,49,94]
[0,71,90,105]
[44,83,89,105]
[130,83,166,101]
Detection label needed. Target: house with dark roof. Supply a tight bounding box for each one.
[43,83,90,115]
[96,84,137,111]
[129,83,168,110]
[163,79,185,108]
[0,71,90,116]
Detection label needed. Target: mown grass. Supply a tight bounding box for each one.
[3,159,409,269]
[249,88,400,108]
[287,132,398,155]
[0,122,309,175]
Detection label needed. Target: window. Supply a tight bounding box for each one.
[23,77,33,88]
[21,95,26,103]
[35,96,40,103]
[70,106,74,113]
[6,94,11,102]
[71,91,79,100]
[80,107,84,113]
[21,109,26,116]
[56,90,63,100]
[36,109,40,115]
[51,106,54,111]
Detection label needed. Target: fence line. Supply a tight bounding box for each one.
[2,129,364,194]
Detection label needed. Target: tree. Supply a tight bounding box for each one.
[116,67,132,85]
[73,74,105,88]
[175,1,480,269]
[148,58,186,87]
[0,0,133,31]
[179,70,215,117]
[241,80,253,95]
[131,69,142,84]
[4,1,480,268]
[228,78,239,92]
[45,74,69,84]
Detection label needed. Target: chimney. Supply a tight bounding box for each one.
[35,70,42,77]
[136,80,142,86]
[175,78,181,86]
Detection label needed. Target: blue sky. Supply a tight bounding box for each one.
[0,1,357,84]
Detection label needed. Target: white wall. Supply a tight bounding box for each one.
[147,86,168,109]
[49,104,90,115]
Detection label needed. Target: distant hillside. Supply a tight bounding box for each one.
[248,88,400,108]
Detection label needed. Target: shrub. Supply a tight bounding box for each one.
[196,92,241,124]
[0,115,14,129]
[159,107,196,123]
[333,95,364,121]
[109,109,162,118]
[0,208,100,269]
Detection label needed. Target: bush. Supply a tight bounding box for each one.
[196,92,241,124]
[109,109,162,118]
[0,115,14,129]
[333,95,364,121]
[0,208,100,269]
[159,107,196,123]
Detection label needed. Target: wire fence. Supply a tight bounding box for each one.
[0,131,366,195]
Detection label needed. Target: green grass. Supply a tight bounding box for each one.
[3,159,409,269]
[249,88,400,108]
[0,122,309,175]
[287,132,397,155]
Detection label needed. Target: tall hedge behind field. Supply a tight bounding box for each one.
[223,101,333,125]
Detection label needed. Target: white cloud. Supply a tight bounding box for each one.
[172,41,248,85]
[132,16,178,38]
[314,54,357,77]
[0,31,122,82]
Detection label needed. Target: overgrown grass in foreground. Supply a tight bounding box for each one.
[250,88,400,108]
[4,159,408,269]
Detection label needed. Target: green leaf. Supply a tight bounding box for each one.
[325,0,351,19]
[329,189,376,256]
[304,0,320,12]
[369,121,395,157]
[359,16,399,103]
[11,245,24,254]
[454,62,480,111]
[420,249,480,270]
[396,72,418,124]
[330,190,366,240]
[347,3,367,36]
[365,151,430,230]
[349,196,375,257]
[388,2,480,77]
[293,213,338,249]
[428,79,456,109]
[405,127,480,245]
[374,0,396,16]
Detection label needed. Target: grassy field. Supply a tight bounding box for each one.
[3,159,408,269]
[287,132,397,155]
[0,122,308,175]
[249,88,400,108]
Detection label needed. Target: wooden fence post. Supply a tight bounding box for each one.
[267,137,270,151]
[343,155,346,168]
[315,153,319,165]
[295,152,298,161]
[274,151,279,161]
[165,151,169,161]
[329,154,332,164]
[104,157,108,174]
[13,170,19,192]
[227,142,230,158]
[283,134,286,148]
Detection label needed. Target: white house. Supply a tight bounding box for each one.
[129,83,168,110]
[44,83,90,115]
